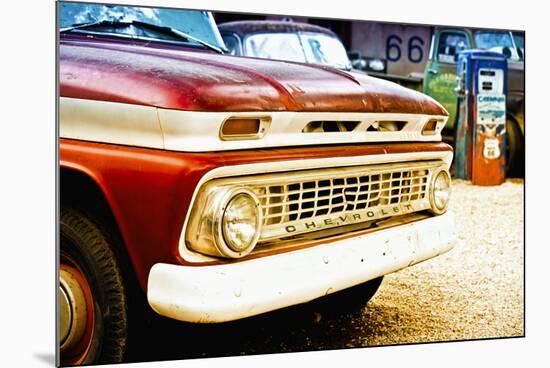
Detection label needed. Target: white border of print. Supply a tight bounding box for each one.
[1,0,545,367]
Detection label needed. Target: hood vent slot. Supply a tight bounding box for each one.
[367,121,407,132]
[302,121,360,133]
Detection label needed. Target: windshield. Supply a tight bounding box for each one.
[474,31,519,60]
[244,32,351,70]
[59,1,224,49]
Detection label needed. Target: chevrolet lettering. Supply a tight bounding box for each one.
[283,204,417,235]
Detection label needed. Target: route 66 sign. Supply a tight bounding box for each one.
[483,138,501,160]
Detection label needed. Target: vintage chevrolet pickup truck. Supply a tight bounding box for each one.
[58,2,456,365]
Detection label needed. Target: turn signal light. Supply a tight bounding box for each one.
[221,118,260,136]
[422,119,441,135]
[220,117,271,140]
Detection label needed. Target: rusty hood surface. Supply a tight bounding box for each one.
[60,36,447,115]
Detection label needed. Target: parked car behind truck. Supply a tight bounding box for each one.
[218,20,353,70]
[59,3,456,365]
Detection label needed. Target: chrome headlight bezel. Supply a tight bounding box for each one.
[217,188,262,257]
[429,168,451,215]
[186,186,262,259]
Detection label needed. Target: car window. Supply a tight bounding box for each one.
[300,33,351,70]
[437,32,469,63]
[222,34,241,56]
[474,31,519,60]
[244,33,307,63]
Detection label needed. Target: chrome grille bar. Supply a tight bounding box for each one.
[254,169,429,224]
[246,161,442,241]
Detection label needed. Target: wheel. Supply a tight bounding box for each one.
[309,277,384,317]
[60,208,128,365]
[506,118,524,177]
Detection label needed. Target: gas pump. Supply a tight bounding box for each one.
[454,50,507,185]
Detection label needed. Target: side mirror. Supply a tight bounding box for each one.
[454,60,467,95]
[501,46,512,59]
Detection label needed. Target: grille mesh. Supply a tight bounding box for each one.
[254,168,430,226]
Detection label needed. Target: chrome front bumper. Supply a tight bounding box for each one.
[147,212,456,323]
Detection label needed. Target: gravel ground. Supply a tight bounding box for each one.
[130,179,525,363]
[358,178,524,345]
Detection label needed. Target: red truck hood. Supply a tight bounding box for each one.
[60,37,446,115]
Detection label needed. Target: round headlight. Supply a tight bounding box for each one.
[221,191,261,255]
[429,169,451,214]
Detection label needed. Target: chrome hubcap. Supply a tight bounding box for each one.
[59,267,88,353]
[59,285,72,344]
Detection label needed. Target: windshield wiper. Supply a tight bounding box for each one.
[60,20,226,54]
[160,23,227,54]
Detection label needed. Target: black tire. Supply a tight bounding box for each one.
[60,208,128,365]
[309,277,384,317]
[506,118,524,178]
